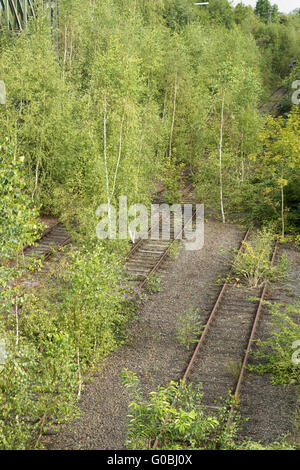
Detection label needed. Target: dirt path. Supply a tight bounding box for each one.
[45,219,244,450]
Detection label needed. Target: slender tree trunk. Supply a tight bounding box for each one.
[169,72,178,160]
[111,110,125,201]
[281,184,285,238]
[103,94,111,209]
[62,24,68,81]
[219,90,226,224]
[69,31,73,67]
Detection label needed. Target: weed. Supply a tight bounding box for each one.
[145,274,162,293]
[225,359,242,380]
[232,228,290,288]
[175,307,203,350]
[168,240,180,260]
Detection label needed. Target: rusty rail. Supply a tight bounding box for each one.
[139,203,201,290]
[151,227,251,449]
[233,239,279,401]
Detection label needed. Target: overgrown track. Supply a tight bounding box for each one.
[259,86,289,115]
[125,185,198,289]
[24,221,71,260]
[152,232,279,449]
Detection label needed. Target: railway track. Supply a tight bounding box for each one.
[18,183,194,271]
[259,86,289,115]
[152,230,279,449]
[23,221,71,261]
[125,185,197,289]
[13,182,193,270]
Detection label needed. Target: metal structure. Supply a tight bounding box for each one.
[0,0,58,31]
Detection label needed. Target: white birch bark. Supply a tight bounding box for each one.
[219,90,226,224]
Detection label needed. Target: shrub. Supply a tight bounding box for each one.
[175,307,203,350]
[232,228,290,288]
[122,370,239,450]
[249,301,300,386]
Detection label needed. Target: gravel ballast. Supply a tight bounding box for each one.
[45,222,300,450]
[46,219,244,450]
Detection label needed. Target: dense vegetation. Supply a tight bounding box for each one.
[0,0,299,233]
[0,0,299,449]
[122,369,294,450]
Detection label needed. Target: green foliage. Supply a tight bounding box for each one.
[237,440,295,450]
[145,274,162,293]
[232,229,290,288]
[207,0,235,29]
[163,0,196,31]
[122,371,240,450]
[0,334,79,449]
[0,244,145,449]
[0,139,41,258]
[249,301,300,386]
[122,370,296,450]
[0,0,300,450]
[168,240,180,260]
[225,359,242,380]
[1,0,298,234]
[175,307,203,350]
[162,159,183,204]
[242,109,300,234]
[255,0,279,24]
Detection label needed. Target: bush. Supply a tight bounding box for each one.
[232,228,290,288]
[175,307,203,350]
[0,244,145,449]
[249,301,300,386]
[122,370,296,450]
[122,370,239,450]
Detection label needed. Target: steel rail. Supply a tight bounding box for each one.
[151,227,251,450]
[23,221,72,262]
[232,239,279,401]
[22,220,60,254]
[42,235,72,261]
[224,239,279,428]
[182,227,250,381]
[127,184,193,259]
[139,203,201,290]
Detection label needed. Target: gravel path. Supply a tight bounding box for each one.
[45,219,244,450]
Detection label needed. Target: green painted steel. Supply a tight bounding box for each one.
[0,0,58,31]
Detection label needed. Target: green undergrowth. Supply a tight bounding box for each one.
[175,307,203,350]
[249,301,300,387]
[145,274,162,294]
[122,370,294,450]
[231,228,290,288]
[0,244,146,449]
